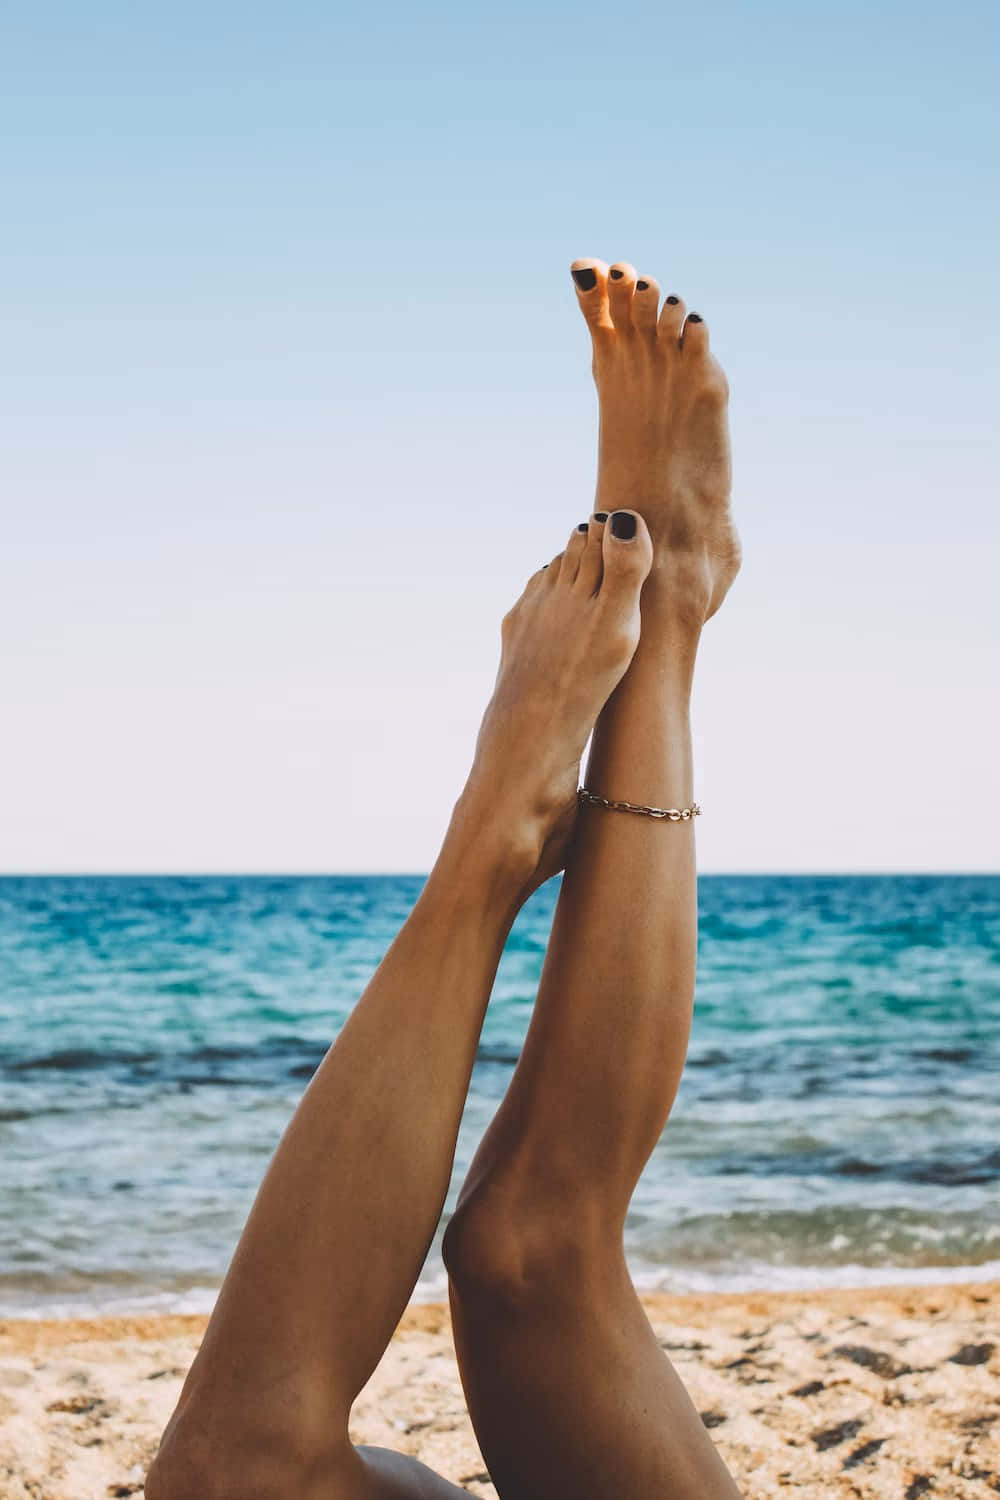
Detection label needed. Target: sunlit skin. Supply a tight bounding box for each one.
[147,259,741,1500]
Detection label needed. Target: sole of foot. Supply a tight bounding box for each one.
[457,511,653,886]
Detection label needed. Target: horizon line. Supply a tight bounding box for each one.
[1,870,997,881]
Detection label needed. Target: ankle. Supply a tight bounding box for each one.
[430,789,563,910]
[643,557,715,631]
[446,775,578,892]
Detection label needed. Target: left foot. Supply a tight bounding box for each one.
[452,513,653,885]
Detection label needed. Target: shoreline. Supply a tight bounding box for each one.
[3,1280,997,1498]
[6,1260,1000,1325]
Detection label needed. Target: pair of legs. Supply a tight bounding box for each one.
[147,258,742,1500]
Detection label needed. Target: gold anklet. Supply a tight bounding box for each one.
[577,787,701,821]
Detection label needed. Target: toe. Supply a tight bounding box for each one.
[681,311,709,355]
[606,262,638,332]
[539,548,565,584]
[561,521,591,584]
[570,259,613,335]
[657,292,686,346]
[630,275,660,335]
[599,509,653,600]
[572,511,607,596]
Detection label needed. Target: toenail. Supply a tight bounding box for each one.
[609,268,624,280]
[688,313,703,323]
[666,295,680,305]
[571,268,597,291]
[593,512,608,523]
[577,522,589,533]
[635,279,650,291]
[610,511,637,540]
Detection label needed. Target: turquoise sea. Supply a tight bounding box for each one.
[1,874,998,1317]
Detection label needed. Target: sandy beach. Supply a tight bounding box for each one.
[0,1280,995,1498]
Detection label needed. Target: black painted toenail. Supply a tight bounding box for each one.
[572,268,597,291]
[610,511,637,540]
[666,295,680,305]
[688,313,703,323]
[609,268,624,280]
[636,279,650,291]
[593,512,608,523]
[577,522,589,533]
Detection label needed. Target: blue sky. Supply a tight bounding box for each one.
[2,0,997,871]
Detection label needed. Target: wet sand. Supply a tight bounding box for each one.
[0,1281,996,1498]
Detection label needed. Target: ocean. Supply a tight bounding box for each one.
[1,874,998,1318]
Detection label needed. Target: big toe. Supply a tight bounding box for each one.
[570,258,612,335]
[598,509,653,616]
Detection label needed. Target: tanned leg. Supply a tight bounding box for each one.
[145,514,653,1500]
[444,259,743,1500]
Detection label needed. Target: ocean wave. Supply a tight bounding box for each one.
[3,1257,999,1322]
[9,1047,160,1073]
[6,1032,996,1081]
[709,1146,1000,1187]
[627,1258,1000,1297]
[1,1034,525,1081]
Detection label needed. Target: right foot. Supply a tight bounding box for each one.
[570,258,741,624]
[454,513,653,885]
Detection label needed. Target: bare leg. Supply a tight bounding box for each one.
[444,260,743,1500]
[146,515,653,1500]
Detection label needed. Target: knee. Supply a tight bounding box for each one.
[147,1452,352,1500]
[442,1190,519,1302]
[146,1438,231,1500]
[443,1181,606,1312]
[146,1410,351,1500]
[146,1436,278,1500]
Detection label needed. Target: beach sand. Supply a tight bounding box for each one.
[0,1281,996,1498]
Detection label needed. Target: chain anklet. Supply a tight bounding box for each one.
[577,787,701,821]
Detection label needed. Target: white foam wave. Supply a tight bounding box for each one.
[3,1258,999,1321]
[627,1258,1000,1296]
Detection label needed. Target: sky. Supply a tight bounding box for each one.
[2,0,997,873]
